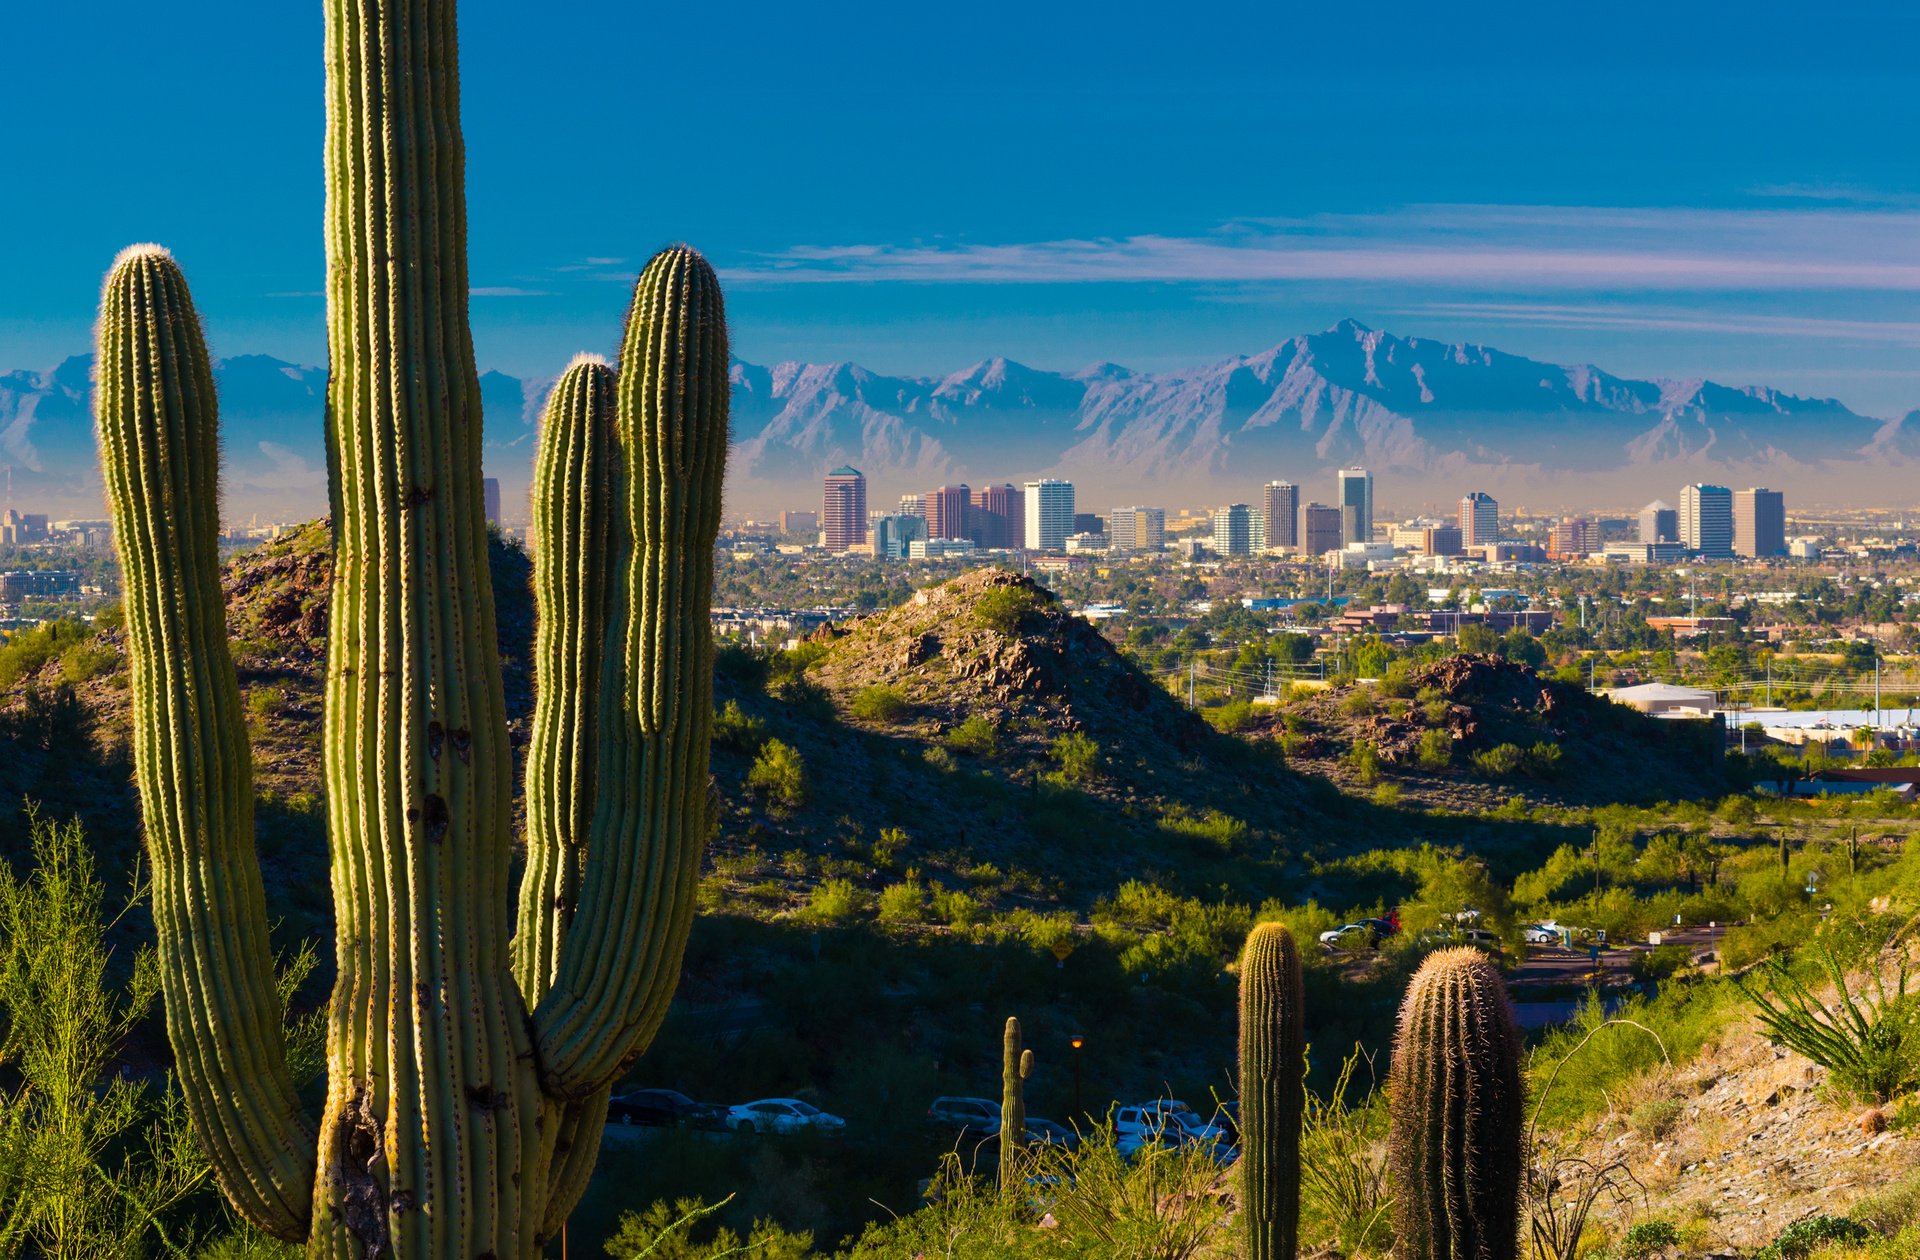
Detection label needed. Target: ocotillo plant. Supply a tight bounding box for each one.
[1238,922,1304,1260]
[1000,1016,1035,1190]
[92,5,727,1255]
[1388,947,1524,1260]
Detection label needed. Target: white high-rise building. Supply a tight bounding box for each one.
[1023,479,1075,551]
[1458,491,1498,547]
[1680,484,1734,559]
[1108,506,1166,553]
[1337,467,1374,545]
[1212,503,1253,557]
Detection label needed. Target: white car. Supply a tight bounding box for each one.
[1114,1100,1229,1154]
[726,1098,845,1136]
[1525,923,1563,946]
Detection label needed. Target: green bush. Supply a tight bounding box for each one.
[1735,942,1917,1103]
[975,585,1045,636]
[605,1196,814,1260]
[713,699,767,752]
[1618,1221,1681,1259]
[1157,805,1250,854]
[850,684,912,724]
[247,687,289,720]
[876,878,927,924]
[1049,731,1101,783]
[802,878,863,923]
[1207,699,1255,733]
[1755,1216,1871,1260]
[1416,728,1453,771]
[1346,741,1382,785]
[931,886,981,929]
[0,619,93,689]
[58,641,118,685]
[1526,740,1564,779]
[944,715,999,757]
[747,738,809,813]
[1471,742,1527,778]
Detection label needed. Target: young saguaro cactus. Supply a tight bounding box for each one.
[1238,922,1305,1260]
[1388,947,1525,1260]
[1000,1016,1035,1190]
[93,4,728,1255]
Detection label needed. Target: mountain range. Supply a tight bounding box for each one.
[5,320,1917,520]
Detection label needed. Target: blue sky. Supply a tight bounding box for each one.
[4,1,1919,416]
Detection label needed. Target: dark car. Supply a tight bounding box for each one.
[608,1088,725,1129]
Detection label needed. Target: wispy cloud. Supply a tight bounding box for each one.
[470,286,552,298]
[720,203,1920,292]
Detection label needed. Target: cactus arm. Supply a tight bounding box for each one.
[512,356,619,1231]
[1238,922,1304,1260]
[94,246,318,1241]
[531,247,728,1097]
[316,2,540,1255]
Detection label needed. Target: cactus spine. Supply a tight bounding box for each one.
[1238,922,1304,1260]
[1388,947,1524,1260]
[93,4,727,1254]
[1000,1016,1034,1190]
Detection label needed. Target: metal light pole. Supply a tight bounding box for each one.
[1069,1036,1085,1122]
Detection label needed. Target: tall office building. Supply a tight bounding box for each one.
[1638,500,1679,544]
[482,477,502,526]
[1337,467,1373,544]
[969,483,1023,549]
[1679,484,1734,559]
[1549,517,1600,559]
[1211,504,1253,557]
[1023,479,1075,550]
[898,493,925,518]
[1733,488,1786,558]
[1300,502,1343,558]
[1423,525,1464,557]
[871,513,927,559]
[821,466,868,552]
[1262,481,1299,550]
[926,485,971,541]
[1458,491,1498,547]
[1108,506,1166,553]
[779,509,818,535]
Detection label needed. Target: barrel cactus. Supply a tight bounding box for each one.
[1388,946,1524,1260]
[91,3,727,1253]
[1238,922,1304,1260]
[1000,1016,1035,1190]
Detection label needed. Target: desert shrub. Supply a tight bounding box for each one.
[850,684,912,724]
[871,827,910,867]
[1735,942,1917,1103]
[1416,727,1453,771]
[944,715,999,757]
[1048,731,1101,783]
[1299,1046,1392,1254]
[248,687,289,720]
[1755,1216,1871,1259]
[1526,740,1565,779]
[1371,782,1404,808]
[605,1195,814,1260]
[59,640,118,685]
[1278,731,1309,758]
[0,618,93,689]
[1618,1221,1681,1259]
[1345,741,1382,785]
[930,885,981,929]
[1207,699,1255,733]
[975,585,1044,636]
[1339,689,1375,718]
[1472,742,1527,778]
[1157,805,1249,854]
[713,699,767,752]
[1627,1097,1683,1140]
[747,739,809,812]
[802,878,863,923]
[877,877,928,924]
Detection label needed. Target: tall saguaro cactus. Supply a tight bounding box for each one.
[1238,922,1304,1260]
[1388,947,1524,1260]
[1000,1016,1034,1190]
[93,2,728,1254]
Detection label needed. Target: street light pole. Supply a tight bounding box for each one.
[1069,1037,1085,1123]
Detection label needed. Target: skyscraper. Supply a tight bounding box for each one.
[821,466,868,552]
[926,485,971,541]
[1549,517,1599,559]
[871,513,927,559]
[1733,488,1786,558]
[1337,467,1373,544]
[1300,502,1343,558]
[970,483,1023,549]
[1024,479,1075,550]
[1108,506,1166,553]
[1638,500,1679,544]
[1211,504,1253,557]
[1458,491,1498,547]
[898,493,925,518]
[1679,484,1734,558]
[1262,481,1298,550]
[482,477,502,526]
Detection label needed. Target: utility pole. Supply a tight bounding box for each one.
[1187,658,1195,709]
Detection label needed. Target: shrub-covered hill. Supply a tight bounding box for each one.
[1255,652,1729,811]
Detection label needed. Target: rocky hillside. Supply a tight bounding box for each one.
[1257,653,1728,810]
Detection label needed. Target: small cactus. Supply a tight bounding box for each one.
[1000,1016,1035,1190]
[1238,922,1304,1260]
[1388,946,1524,1260]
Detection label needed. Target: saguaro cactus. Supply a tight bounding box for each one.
[1388,947,1524,1260]
[1238,922,1304,1260]
[93,4,727,1254]
[1000,1016,1035,1190]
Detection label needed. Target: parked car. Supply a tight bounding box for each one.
[607,1088,725,1129]
[726,1098,846,1136]
[1525,922,1564,946]
[1319,923,1381,949]
[1114,1100,1229,1154]
[926,1096,1002,1136]
[1025,1118,1077,1148]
